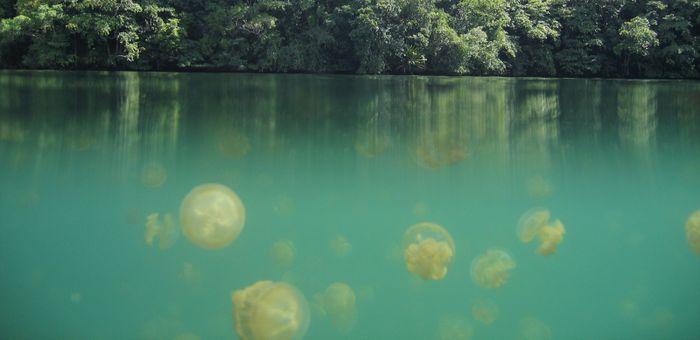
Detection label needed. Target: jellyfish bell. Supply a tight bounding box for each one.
[686,210,700,255]
[314,282,357,333]
[180,183,245,249]
[218,131,251,158]
[141,162,167,188]
[517,208,565,256]
[269,240,296,268]
[231,281,310,340]
[526,176,553,199]
[144,213,179,250]
[402,222,455,280]
[471,298,499,325]
[536,220,565,256]
[470,248,516,289]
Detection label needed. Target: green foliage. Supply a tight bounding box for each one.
[0,0,697,77]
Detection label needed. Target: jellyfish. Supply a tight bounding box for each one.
[518,317,551,340]
[525,176,553,199]
[471,298,499,325]
[231,280,310,340]
[314,282,357,333]
[355,133,390,158]
[436,315,474,340]
[329,235,352,258]
[141,162,167,188]
[269,240,295,268]
[412,202,429,217]
[180,183,245,249]
[470,248,516,289]
[144,213,179,250]
[402,222,455,280]
[685,210,700,255]
[69,292,82,303]
[272,195,295,216]
[178,262,201,286]
[218,131,251,158]
[517,208,565,256]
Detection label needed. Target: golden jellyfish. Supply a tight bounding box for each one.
[231,281,310,340]
[685,210,700,255]
[141,162,167,188]
[518,317,551,340]
[402,222,455,280]
[269,240,296,268]
[314,282,357,333]
[471,298,499,325]
[517,208,566,256]
[470,248,516,289]
[144,213,179,250]
[525,176,553,199]
[69,292,82,303]
[436,315,474,340]
[178,262,202,286]
[180,183,245,249]
[218,131,251,158]
[329,235,352,258]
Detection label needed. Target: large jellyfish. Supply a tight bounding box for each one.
[180,183,245,249]
[436,315,474,340]
[141,162,167,188]
[144,213,179,250]
[517,208,565,256]
[470,248,516,289]
[685,210,700,255]
[471,298,499,325]
[314,282,357,333]
[269,240,296,268]
[402,222,455,280]
[231,281,310,340]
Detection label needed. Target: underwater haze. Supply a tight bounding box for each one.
[0,71,699,340]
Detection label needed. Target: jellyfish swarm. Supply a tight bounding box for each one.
[314,282,357,333]
[402,222,455,280]
[144,213,179,250]
[270,240,295,268]
[517,208,566,256]
[436,315,474,340]
[686,210,700,255]
[470,248,516,289]
[141,162,167,188]
[471,298,499,325]
[180,183,245,249]
[232,281,310,340]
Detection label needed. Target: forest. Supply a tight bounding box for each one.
[0,0,698,78]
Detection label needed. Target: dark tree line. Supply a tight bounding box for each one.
[1,0,698,78]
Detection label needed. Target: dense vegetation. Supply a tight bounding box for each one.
[0,0,698,78]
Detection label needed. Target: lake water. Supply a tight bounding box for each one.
[0,71,699,339]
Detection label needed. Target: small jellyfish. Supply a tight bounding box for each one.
[329,235,352,258]
[69,292,82,303]
[517,208,566,256]
[412,202,429,217]
[218,131,251,158]
[180,183,245,249]
[269,240,295,268]
[314,282,357,333]
[436,315,474,340]
[231,281,310,340]
[178,262,202,286]
[685,210,700,255]
[471,298,499,325]
[518,317,552,340]
[526,176,553,199]
[144,213,179,250]
[470,248,516,289]
[141,162,167,188]
[402,222,455,280]
[272,195,295,216]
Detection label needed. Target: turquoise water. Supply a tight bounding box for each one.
[1,71,699,339]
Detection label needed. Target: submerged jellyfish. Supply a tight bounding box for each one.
[269,240,296,268]
[178,262,202,286]
[144,213,179,250]
[518,317,552,340]
[329,235,352,258]
[685,210,700,255]
[517,208,566,256]
[471,298,499,325]
[141,162,167,188]
[314,282,357,332]
[525,176,553,199]
[402,222,455,280]
[470,248,516,289]
[436,315,474,340]
[231,281,310,340]
[218,131,251,158]
[180,183,245,249]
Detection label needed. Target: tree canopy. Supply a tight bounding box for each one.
[1,0,698,78]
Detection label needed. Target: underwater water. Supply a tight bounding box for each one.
[0,71,699,340]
